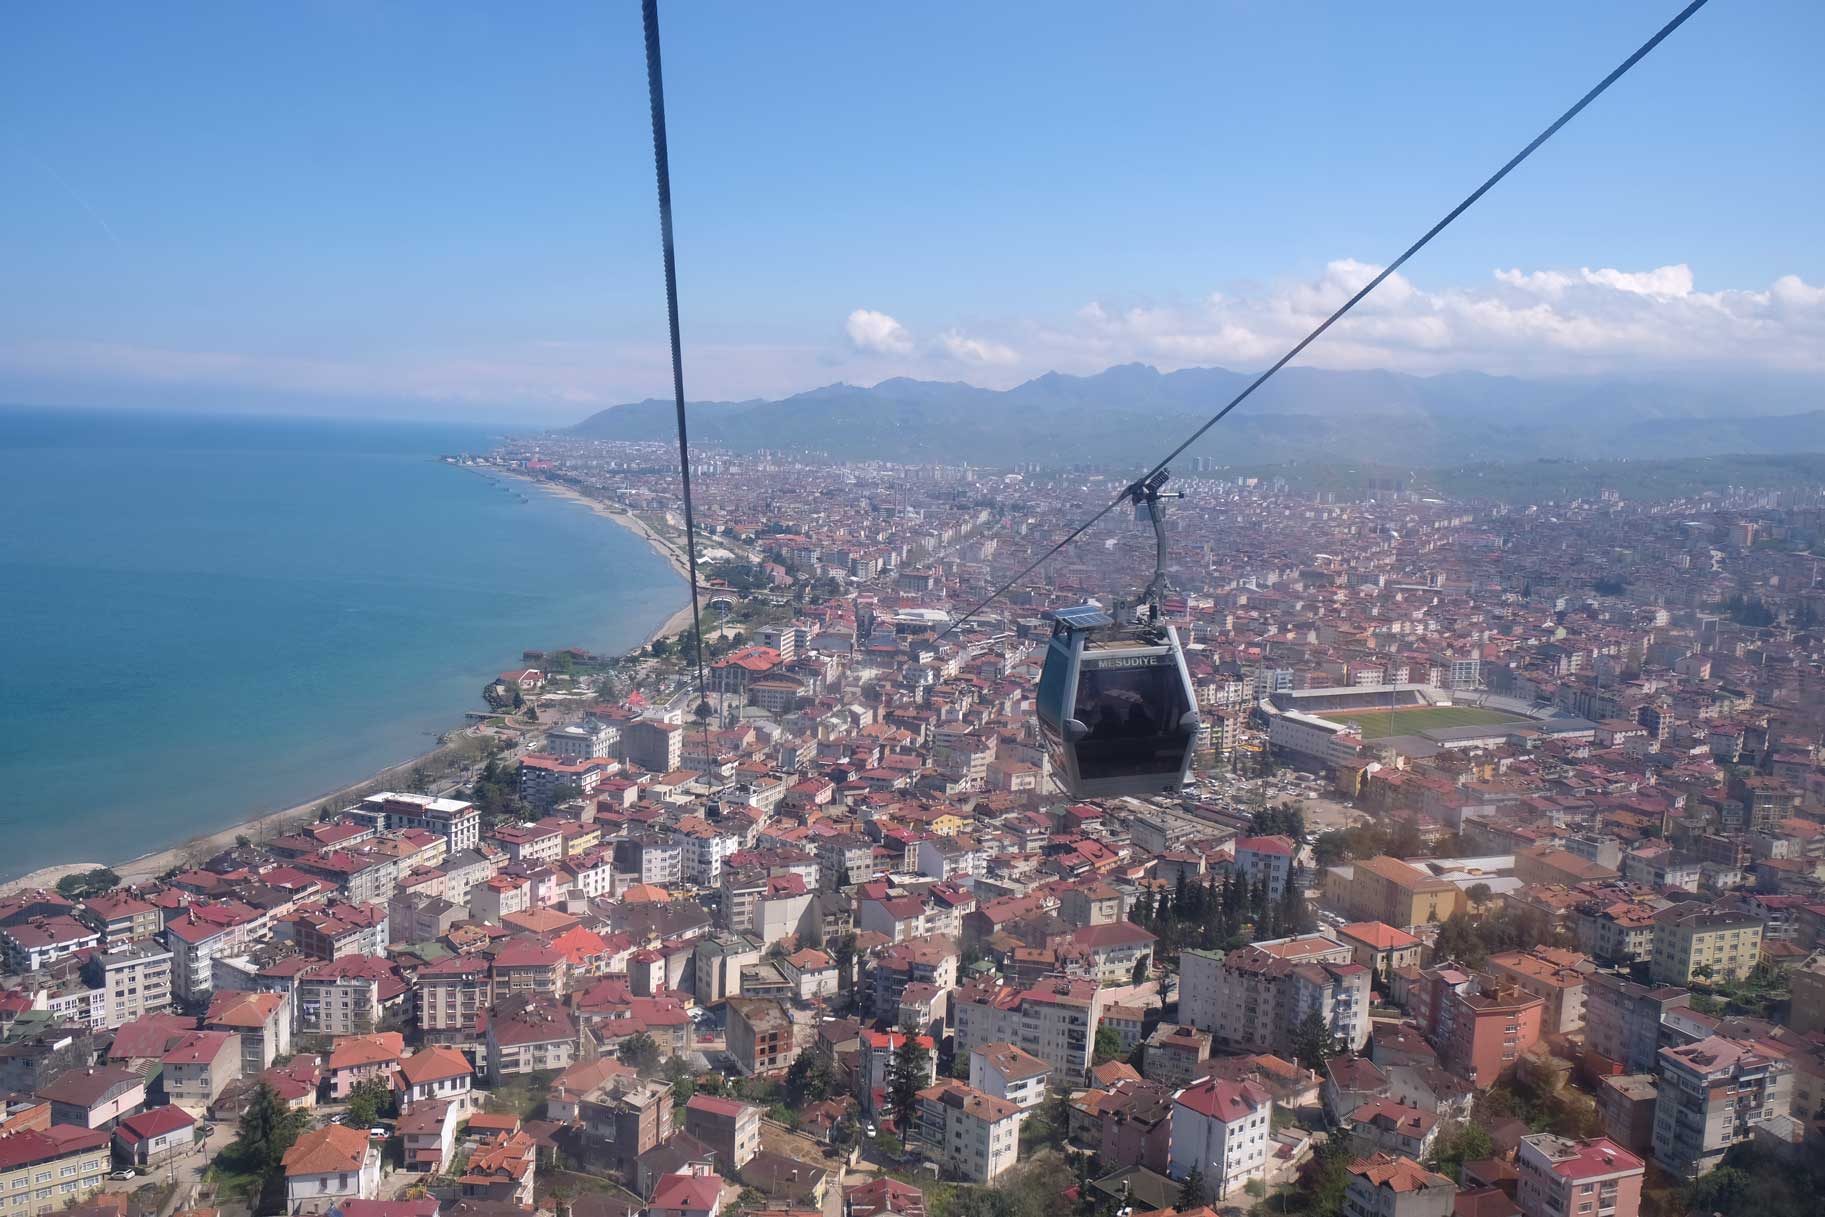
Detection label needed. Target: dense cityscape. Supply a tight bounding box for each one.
[6,435,1825,1217]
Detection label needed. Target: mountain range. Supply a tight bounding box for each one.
[567,364,1825,468]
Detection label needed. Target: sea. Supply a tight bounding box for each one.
[0,406,683,880]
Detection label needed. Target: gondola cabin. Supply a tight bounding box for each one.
[1035,604,1201,799]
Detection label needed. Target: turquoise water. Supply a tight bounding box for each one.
[0,407,682,878]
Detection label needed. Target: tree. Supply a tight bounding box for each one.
[886,1028,932,1149]
[1465,882,1492,907]
[618,1032,662,1076]
[1177,1169,1206,1210]
[228,1080,310,1210]
[1289,1007,1336,1071]
[1428,1119,1493,1183]
[830,932,858,983]
[345,1075,394,1128]
[56,867,119,900]
[785,1048,836,1106]
[1093,1025,1125,1066]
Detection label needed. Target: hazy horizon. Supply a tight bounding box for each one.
[5,2,1822,424]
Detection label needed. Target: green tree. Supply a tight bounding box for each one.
[785,1047,836,1106]
[227,1081,311,1210]
[1465,882,1493,907]
[618,1032,662,1076]
[1289,1007,1336,1070]
[1428,1120,1494,1183]
[345,1075,393,1128]
[56,867,120,900]
[886,1028,932,1149]
[1177,1169,1206,1210]
[1093,1025,1125,1067]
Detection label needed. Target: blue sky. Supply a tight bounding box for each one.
[2,1,1820,423]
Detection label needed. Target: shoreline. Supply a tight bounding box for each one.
[492,469,699,645]
[2,468,694,896]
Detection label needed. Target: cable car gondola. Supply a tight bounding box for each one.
[1035,473,1201,799]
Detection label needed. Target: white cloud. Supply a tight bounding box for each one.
[7,262,1822,419]
[1039,261,1825,380]
[936,329,1019,366]
[844,308,914,355]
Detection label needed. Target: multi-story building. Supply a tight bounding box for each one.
[1167,1076,1274,1203]
[76,892,162,950]
[683,1094,762,1172]
[296,956,398,1036]
[1343,1154,1457,1217]
[547,719,620,761]
[670,819,740,887]
[953,975,1105,1084]
[621,719,683,774]
[577,1074,674,1180]
[1649,906,1763,986]
[1440,981,1543,1088]
[205,990,291,1076]
[1582,974,1689,1075]
[969,1042,1050,1109]
[1331,857,1462,930]
[1179,934,1369,1057]
[86,941,173,1029]
[725,997,793,1076]
[1515,1135,1643,1217]
[164,901,266,1004]
[617,837,684,887]
[282,1124,381,1215]
[1573,900,1658,966]
[1234,835,1297,900]
[354,792,481,855]
[0,1125,111,1216]
[913,1080,1024,1184]
[415,954,491,1050]
[161,1029,242,1114]
[1336,922,1423,982]
[1652,1035,1793,1177]
[1485,946,1588,1034]
[489,822,566,866]
[485,995,581,1081]
[0,916,101,974]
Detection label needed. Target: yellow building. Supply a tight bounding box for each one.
[0,1126,111,1215]
[1335,856,1463,930]
[563,824,602,857]
[1650,906,1764,986]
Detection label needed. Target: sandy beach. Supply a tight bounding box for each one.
[496,470,699,644]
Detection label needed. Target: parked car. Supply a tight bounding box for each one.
[369,1127,389,1140]
[108,1170,138,1181]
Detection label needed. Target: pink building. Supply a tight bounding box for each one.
[1516,1135,1643,1217]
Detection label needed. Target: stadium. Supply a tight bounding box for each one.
[1259,684,1594,767]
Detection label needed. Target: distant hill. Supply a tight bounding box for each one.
[567,363,1825,467]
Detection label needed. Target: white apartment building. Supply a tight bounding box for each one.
[1169,1077,1275,1202]
[1652,1035,1793,1177]
[165,902,267,1003]
[913,1080,1024,1183]
[953,975,1105,1083]
[1180,934,1369,1056]
[356,792,481,855]
[89,941,173,1029]
[968,1043,1050,1109]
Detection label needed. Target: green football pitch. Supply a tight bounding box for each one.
[1323,704,1524,740]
